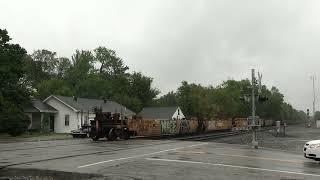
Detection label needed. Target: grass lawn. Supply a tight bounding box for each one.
[0,132,72,143]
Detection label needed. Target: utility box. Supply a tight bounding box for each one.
[316,120,320,128]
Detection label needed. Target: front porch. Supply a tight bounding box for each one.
[24,100,58,132]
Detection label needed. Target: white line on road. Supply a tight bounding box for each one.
[77,143,208,168]
[146,158,320,177]
[216,153,304,163]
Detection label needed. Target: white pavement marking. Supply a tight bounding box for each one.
[146,158,320,177]
[216,153,304,164]
[77,143,208,168]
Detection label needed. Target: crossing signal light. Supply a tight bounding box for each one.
[258,96,268,103]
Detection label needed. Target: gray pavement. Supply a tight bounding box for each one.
[213,124,320,153]
[1,136,320,180]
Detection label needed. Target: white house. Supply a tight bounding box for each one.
[43,95,135,133]
[139,106,185,120]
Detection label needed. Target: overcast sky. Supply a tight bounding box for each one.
[1,0,320,111]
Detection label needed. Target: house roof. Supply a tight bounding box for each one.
[24,100,58,113]
[139,106,180,119]
[45,95,135,117]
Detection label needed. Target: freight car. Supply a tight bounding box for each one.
[90,111,233,141]
[232,118,274,131]
[261,119,274,127]
[232,118,248,131]
[126,118,233,137]
[89,108,273,141]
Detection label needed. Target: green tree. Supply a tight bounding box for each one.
[153,91,178,107]
[66,50,95,93]
[36,78,74,100]
[314,111,320,120]
[94,46,129,76]
[176,81,211,118]
[24,49,61,88]
[0,29,30,136]
[128,72,159,107]
[160,79,304,122]
[31,47,159,114]
[31,49,59,75]
[56,57,71,78]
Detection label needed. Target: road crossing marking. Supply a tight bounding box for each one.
[77,142,208,168]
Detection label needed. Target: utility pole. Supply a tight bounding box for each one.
[251,69,258,149]
[311,76,316,123]
[307,109,311,128]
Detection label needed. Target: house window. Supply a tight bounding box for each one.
[65,115,70,126]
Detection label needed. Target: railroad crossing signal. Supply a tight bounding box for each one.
[240,69,268,148]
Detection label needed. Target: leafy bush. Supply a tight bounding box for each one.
[2,106,30,136]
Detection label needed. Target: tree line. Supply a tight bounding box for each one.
[153,80,307,122]
[24,48,159,113]
[0,28,306,136]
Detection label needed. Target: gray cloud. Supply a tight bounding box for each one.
[1,0,319,111]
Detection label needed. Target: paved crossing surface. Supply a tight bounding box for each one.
[1,138,320,179]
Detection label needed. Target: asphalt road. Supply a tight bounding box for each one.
[1,137,320,180]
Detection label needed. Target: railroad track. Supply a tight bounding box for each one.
[1,126,275,152]
[0,130,246,169]
[178,131,246,141]
[178,126,276,141]
[1,127,277,169]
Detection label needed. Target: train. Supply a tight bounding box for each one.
[87,108,275,141]
[232,118,274,131]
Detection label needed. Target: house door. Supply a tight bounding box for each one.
[50,115,55,132]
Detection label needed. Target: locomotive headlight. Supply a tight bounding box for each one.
[310,144,320,148]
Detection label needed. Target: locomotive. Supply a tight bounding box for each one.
[89,108,132,141]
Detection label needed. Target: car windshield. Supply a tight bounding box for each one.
[1,1,320,180]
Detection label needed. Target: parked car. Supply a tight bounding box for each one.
[71,124,91,138]
[303,140,320,161]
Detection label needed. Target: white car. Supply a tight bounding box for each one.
[304,140,320,161]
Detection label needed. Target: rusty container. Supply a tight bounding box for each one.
[176,119,191,135]
[207,120,217,131]
[188,119,199,133]
[215,119,232,130]
[127,118,161,136]
[233,118,248,130]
